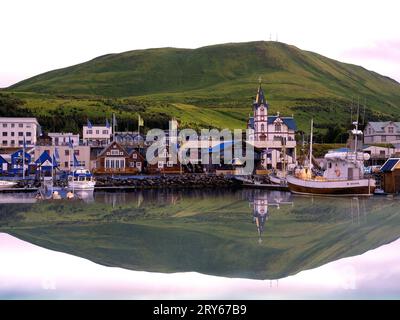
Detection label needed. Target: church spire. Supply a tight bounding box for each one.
[254,77,267,106]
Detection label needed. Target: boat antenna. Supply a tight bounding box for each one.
[363,97,366,126]
[309,118,314,169]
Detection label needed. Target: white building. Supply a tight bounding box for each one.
[247,85,297,170]
[0,117,40,148]
[48,132,80,147]
[82,125,112,146]
[34,145,91,171]
[364,121,400,144]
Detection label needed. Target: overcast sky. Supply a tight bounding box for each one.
[1,0,400,88]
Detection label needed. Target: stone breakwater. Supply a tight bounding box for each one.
[94,174,240,189]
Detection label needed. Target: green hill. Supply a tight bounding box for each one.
[4,41,400,134]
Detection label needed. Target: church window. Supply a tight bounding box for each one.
[261,124,265,131]
[275,124,281,132]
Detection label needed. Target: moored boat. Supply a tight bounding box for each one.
[287,118,376,196]
[68,168,96,191]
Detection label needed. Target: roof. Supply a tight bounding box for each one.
[380,158,400,172]
[0,117,39,124]
[367,122,400,132]
[97,141,129,157]
[267,116,297,130]
[35,151,54,167]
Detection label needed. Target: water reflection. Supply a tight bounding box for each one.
[0,189,400,280]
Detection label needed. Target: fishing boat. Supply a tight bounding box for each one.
[68,168,96,191]
[286,119,376,196]
[0,180,18,188]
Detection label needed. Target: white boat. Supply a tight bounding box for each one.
[287,118,376,196]
[0,180,18,188]
[68,168,96,191]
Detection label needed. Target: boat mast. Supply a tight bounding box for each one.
[309,118,313,169]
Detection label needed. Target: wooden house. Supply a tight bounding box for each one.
[94,141,144,174]
[380,158,400,193]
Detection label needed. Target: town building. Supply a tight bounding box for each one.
[114,132,145,147]
[93,141,144,174]
[364,121,400,144]
[82,124,112,146]
[0,117,40,148]
[247,84,297,170]
[34,145,91,171]
[48,132,80,147]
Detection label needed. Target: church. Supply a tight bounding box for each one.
[247,83,297,171]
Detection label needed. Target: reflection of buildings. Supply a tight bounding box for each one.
[249,190,293,243]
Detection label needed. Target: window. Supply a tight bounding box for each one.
[65,150,70,156]
[261,124,265,131]
[167,161,173,167]
[74,150,79,156]
[111,149,120,155]
[19,124,23,128]
[132,153,137,159]
[18,140,23,145]
[389,127,394,134]
[158,161,164,168]
[26,141,31,145]
[2,132,7,136]
[328,162,332,169]
[26,124,31,128]
[11,132,14,136]
[380,150,385,156]
[368,128,372,134]
[136,162,142,168]
[2,124,7,128]
[102,130,108,134]
[96,130,99,134]
[129,161,135,167]
[382,136,386,142]
[11,140,15,145]
[2,140,6,145]
[275,124,281,132]
[87,130,92,134]
[64,161,68,167]
[18,132,23,137]
[26,132,31,137]
[11,124,15,128]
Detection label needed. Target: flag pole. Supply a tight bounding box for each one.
[22,134,25,180]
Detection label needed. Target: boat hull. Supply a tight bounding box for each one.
[287,175,375,196]
[68,182,96,191]
[0,181,18,188]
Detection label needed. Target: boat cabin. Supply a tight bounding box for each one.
[323,150,367,181]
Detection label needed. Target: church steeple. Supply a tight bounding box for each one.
[254,77,268,108]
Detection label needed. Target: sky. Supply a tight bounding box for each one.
[1,0,400,88]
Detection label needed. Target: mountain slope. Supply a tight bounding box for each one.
[6,41,400,133]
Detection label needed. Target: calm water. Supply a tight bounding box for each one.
[1,189,400,299]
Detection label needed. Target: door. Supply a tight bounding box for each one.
[348,168,353,180]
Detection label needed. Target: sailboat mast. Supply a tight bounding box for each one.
[309,118,313,169]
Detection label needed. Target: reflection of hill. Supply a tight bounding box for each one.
[1,190,400,280]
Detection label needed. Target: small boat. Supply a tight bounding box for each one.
[68,168,96,191]
[0,180,18,188]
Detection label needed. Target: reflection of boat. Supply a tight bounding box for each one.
[0,180,18,188]
[68,169,96,191]
[235,176,289,191]
[74,190,95,203]
[287,119,376,196]
[0,192,37,203]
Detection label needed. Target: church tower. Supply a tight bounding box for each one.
[253,82,269,141]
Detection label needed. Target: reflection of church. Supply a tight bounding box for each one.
[252,195,270,240]
[248,190,293,243]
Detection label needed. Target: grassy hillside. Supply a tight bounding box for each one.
[3,41,400,135]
